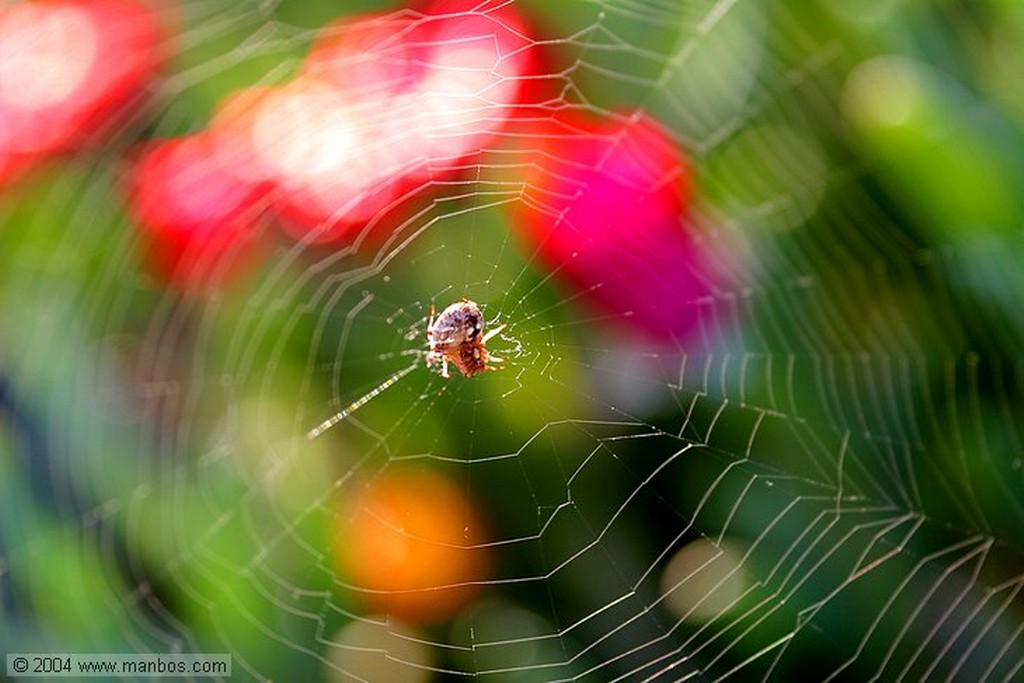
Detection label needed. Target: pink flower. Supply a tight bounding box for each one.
[217,1,546,244]
[513,111,716,342]
[0,0,165,185]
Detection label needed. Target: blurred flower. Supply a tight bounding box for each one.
[332,466,490,624]
[512,111,716,343]
[125,132,270,288]
[241,76,406,242]
[209,0,545,244]
[325,619,434,683]
[660,537,748,623]
[121,0,549,285]
[302,12,424,103]
[0,0,165,186]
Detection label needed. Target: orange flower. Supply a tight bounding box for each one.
[333,467,490,624]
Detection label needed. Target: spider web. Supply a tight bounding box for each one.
[2,0,1024,682]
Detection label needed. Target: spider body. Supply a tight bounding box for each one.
[426,298,503,378]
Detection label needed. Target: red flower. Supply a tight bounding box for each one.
[125,133,271,288]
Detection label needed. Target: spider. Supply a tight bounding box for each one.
[426,298,504,379]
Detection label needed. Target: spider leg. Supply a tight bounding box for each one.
[481,324,505,344]
[441,357,450,379]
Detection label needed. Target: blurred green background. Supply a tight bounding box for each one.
[2,0,1023,681]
